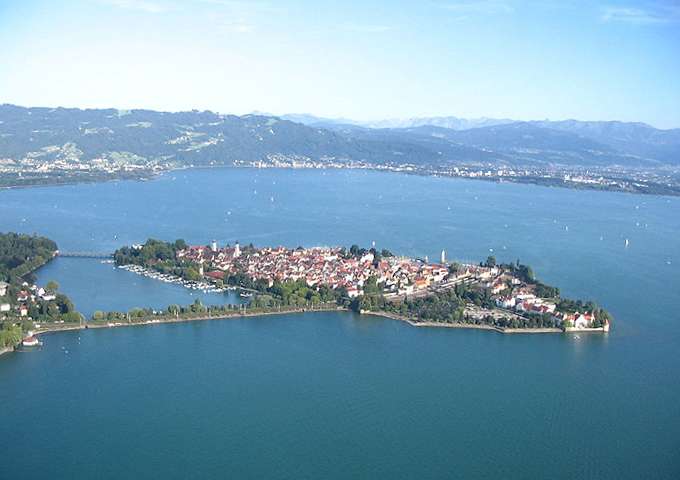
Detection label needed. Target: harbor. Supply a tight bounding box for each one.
[116,264,235,294]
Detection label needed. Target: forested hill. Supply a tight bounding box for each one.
[0,104,454,168]
[0,232,57,281]
[1,104,678,169]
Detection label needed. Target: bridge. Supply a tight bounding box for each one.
[57,251,113,259]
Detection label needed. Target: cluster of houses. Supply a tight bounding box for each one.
[0,280,56,320]
[178,243,473,299]
[493,283,606,330]
[174,242,607,331]
[177,243,510,301]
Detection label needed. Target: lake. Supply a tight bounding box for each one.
[1,168,679,478]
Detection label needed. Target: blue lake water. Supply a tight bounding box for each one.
[1,168,679,478]
[34,258,246,318]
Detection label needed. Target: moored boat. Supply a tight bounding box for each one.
[22,336,42,347]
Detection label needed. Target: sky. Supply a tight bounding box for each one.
[1,0,679,128]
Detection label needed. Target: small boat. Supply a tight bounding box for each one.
[239,291,253,298]
[22,336,42,347]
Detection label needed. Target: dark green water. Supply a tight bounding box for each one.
[1,169,679,478]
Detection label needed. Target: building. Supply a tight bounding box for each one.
[346,287,360,298]
[574,313,594,329]
[0,281,9,297]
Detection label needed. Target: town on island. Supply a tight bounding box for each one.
[1,232,612,355]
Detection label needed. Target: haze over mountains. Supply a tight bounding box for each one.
[279,113,515,131]
[1,104,679,171]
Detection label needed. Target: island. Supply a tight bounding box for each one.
[0,231,612,358]
[109,239,612,334]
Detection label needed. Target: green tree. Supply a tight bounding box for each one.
[167,304,180,315]
[184,267,201,281]
[47,303,60,317]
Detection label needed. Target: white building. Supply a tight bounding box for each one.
[496,297,516,309]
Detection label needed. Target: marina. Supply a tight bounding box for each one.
[116,264,234,294]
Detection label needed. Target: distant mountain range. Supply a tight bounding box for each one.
[280,113,515,131]
[1,104,678,170]
[281,112,680,166]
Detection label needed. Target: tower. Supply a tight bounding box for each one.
[211,240,218,252]
[234,241,241,258]
[441,249,446,264]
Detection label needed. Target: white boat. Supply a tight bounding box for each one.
[22,336,42,347]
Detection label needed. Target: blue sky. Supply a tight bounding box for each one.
[1,0,679,127]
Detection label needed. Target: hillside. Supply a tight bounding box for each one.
[0,105,452,169]
[1,105,678,172]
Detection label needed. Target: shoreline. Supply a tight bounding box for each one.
[2,164,678,198]
[28,306,605,340]
[33,306,348,337]
[360,310,568,334]
[2,305,608,359]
